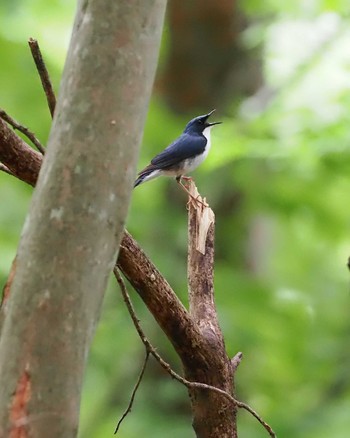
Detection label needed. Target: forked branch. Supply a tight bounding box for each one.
[115,269,276,438]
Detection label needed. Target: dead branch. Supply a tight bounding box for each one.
[0,108,45,154]
[115,269,276,438]
[114,268,235,399]
[231,352,243,371]
[187,182,219,333]
[117,230,208,368]
[28,38,56,118]
[114,350,150,434]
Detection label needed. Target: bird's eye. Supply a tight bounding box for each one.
[199,119,204,124]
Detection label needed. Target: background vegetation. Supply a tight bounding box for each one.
[1,1,350,437]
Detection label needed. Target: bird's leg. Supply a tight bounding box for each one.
[176,175,193,190]
[176,176,208,208]
[180,176,193,182]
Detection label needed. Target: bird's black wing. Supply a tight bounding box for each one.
[151,133,206,169]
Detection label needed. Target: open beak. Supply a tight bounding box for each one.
[205,109,222,126]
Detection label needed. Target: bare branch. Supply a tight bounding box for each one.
[117,230,207,369]
[236,401,277,438]
[115,269,276,438]
[187,181,219,332]
[0,117,42,187]
[28,38,56,118]
[0,108,45,154]
[114,351,150,434]
[114,268,234,398]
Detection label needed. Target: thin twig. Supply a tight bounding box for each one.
[234,400,276,437]
[28,38,56,118]
[0,109,45,155]
[114,351,150,434]
[114,268,276,438]
[0,162,14,177]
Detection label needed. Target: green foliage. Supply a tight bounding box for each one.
[1,1,350,437]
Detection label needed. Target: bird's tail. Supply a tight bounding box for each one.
[134,165,159,188]
[134,174,147,188]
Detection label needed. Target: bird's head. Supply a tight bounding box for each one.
[184,109,222,135]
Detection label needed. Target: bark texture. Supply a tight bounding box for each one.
[186,187,236,437]
[0,118,42,186]
[0,1,166,437]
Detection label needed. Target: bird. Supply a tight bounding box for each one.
[134,109,221,198]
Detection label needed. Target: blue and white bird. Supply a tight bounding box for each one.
[134,109,221,194]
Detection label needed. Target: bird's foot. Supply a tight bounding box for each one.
[176,176,208,209]
[186,195,209,210]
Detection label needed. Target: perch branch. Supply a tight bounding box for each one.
[0,108,45,154]
[186,180,238,436]
[28,38,56,118]
[115,269,276,438]
[187,181,220,332]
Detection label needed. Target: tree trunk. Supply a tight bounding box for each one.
[0,1,166,437]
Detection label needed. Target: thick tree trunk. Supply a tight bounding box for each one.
[0,1,166,437]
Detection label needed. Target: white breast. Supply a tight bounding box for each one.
[180,126,213,174]
[202,126,212,157]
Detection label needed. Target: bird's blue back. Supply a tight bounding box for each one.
[151,132,207,169]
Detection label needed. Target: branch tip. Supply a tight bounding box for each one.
[28,38,56,118]
[187,180,214,254]
[114,350,149,434]
[231,352,243,371]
